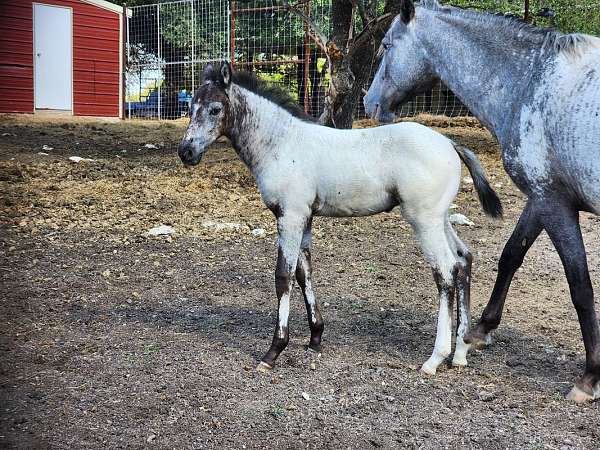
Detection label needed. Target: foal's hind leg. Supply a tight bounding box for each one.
[538,204,600,402]
[295,220,324,352]
[257,211,307,372]
[465,200,543,347]
[445,221,473,368]
[410,216,459,375]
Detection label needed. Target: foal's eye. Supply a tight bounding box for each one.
[383,43,391,50]
[209,106,222,116]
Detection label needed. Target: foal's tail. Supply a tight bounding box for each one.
[452,142,503,218]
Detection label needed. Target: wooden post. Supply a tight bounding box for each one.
[302,0,311,114]
[524,0,531,22]
[230,0,236,67]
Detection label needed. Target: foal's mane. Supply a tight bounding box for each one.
[203,66,316,123]
[419,0,596,56]
[231,71,316,122]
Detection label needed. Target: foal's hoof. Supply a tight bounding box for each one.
[420,361,437,376]
[451,357,468,369]
[463,328,493,349]
[566,384,599,403]
[255,361,273,373]
[305,345,322,355]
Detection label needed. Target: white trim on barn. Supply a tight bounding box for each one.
[119,7,123,118]
[81,0,123,15]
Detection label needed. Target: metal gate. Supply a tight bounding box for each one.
[124,0,476,121]
[124,0,332,120]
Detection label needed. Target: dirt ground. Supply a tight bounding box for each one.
[1,113,599,450]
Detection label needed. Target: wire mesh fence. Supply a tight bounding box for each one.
[125,0,599,121]
[126,0,230,119]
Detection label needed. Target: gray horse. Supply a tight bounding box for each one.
[364,0,600,402]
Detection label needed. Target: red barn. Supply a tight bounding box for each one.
[0,0,127,118]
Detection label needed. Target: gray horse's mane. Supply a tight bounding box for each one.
[418,0,596,56]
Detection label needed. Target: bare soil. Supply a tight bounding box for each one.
[1,114,599,450]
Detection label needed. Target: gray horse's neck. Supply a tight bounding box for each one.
[416,7,551,141]
[226,85,294,173]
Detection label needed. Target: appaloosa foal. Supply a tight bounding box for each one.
[179,62,501,375]
[364,0,600,401]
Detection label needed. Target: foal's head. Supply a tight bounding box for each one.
[364,0,438,122]
[178,63,233,166]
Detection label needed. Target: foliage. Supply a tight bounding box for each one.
[120,0,598,119]
[120,0,599,65]
[447,0,600,35]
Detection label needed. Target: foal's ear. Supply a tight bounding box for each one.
[202,63,215,81]
[220,62,232,87]
[400,0,415,24]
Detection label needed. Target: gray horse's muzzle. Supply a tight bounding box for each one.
[178,139,205,166]
[363,96,378,120]
[363,96,396,124]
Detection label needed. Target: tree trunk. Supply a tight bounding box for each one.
[322,0,354,128]
[323,0,401,129]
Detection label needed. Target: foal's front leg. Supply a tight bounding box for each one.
[257,211,307,372]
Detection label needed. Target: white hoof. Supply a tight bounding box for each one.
[451,356,468,368]
[420,360,438,376]
[566,384,599,403]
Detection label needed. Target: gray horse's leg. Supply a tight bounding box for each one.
[537,204,600,402]
[465,200,543,346]
[257,211,306,372]
[295,220,324,352]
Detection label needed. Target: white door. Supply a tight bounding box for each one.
[34,4,72,110]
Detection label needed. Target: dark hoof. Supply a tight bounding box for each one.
[306,343,322,354]
[463,326,493,349]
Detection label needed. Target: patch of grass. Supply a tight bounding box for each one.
[366,265,379,273]
[269,405,287,419]
[143,343,161,355]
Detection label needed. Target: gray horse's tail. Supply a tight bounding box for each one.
[452,142,503,218]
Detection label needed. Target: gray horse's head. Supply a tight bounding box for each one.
[178,63,232,166]
[364,0,438,122]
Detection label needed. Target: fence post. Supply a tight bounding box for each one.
[122,4,128,119]
[157,3,161,120]
[191,0,195,95]
[230,0,236,66]
[303,0,311,114]
[524,0,531,22]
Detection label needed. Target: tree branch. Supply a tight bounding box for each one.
[352,12,394,47]
[280,0,330,55]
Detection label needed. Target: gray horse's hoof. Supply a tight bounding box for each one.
[566,383,600,403]
[463,328,493,349]
[255,361,273,373]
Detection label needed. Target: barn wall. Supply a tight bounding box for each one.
[0,1,34,113]
[0,0,122,117]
